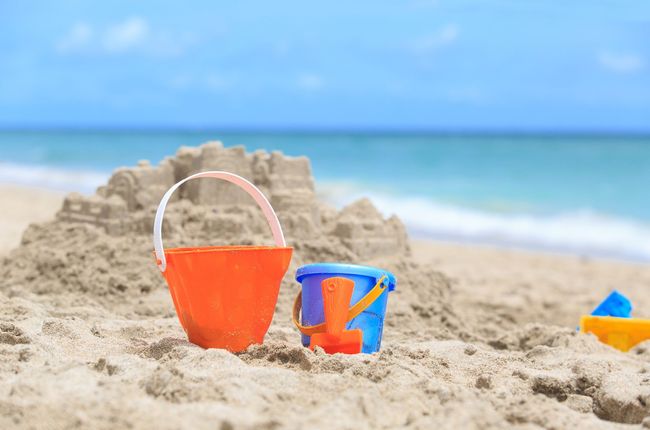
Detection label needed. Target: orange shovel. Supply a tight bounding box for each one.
[309,277,363,354]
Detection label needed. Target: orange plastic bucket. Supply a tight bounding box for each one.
[153,171,292,352]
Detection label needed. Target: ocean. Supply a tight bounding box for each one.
[1,130,649,261]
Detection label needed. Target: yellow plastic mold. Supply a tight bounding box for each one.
[580,315,650,352]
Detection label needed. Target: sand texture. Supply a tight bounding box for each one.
[2,142,650,429]
[0,185,64,256]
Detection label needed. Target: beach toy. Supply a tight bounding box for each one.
[153,171,292,352]
[309,277,363,354]
[590,290,632,318]
[580,291,650,352]
[580,316,650,352]
[293,263,396,354]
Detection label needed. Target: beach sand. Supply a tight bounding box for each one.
[0,185,64,256]
[2,143,650,429]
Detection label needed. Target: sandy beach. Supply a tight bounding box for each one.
[0,185,64,256]
[2,143,650,429]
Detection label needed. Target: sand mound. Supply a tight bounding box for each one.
[1,142,650,429]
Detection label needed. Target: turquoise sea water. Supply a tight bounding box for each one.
[1,130,649,261]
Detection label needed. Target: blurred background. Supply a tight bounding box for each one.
[1,1,649,260]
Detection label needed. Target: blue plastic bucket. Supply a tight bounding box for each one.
[296,263,396,354]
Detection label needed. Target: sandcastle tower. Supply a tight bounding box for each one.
[183,142,255,206]
[58,158,175,234]
[265,151,321,239]
[331,199,409,260]
[102,159,176,211]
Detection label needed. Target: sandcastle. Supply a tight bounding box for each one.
[56,141,408,258]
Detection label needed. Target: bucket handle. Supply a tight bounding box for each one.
[292,275,388,336]
[153,170,286,272]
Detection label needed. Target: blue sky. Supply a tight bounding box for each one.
[0,1,649,131]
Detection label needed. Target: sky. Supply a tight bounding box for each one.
[0,1,649,132]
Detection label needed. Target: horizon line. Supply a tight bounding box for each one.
[1,125,650,138]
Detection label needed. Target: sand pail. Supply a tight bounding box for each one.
[293,263,396,353]
[153,171,293,352]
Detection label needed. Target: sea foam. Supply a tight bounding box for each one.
[0,162,108,194]
[319,181,650,262]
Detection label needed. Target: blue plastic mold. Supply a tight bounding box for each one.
[591,290,632,318]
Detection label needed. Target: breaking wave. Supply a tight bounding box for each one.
[319,181,650,262]
[0,162,109,194]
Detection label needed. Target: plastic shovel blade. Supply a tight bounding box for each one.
[310,330,363,354]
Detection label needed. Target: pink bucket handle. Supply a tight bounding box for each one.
[153,170,286,272]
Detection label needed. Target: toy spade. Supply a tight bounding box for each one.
[309,277,363,354]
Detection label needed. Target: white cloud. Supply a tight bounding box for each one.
[102,17,149,53]
[55,22,93,53]
[297,74,324,91]
[55,17,189,57]
[412,24,459,55]
[598,51,645,74]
